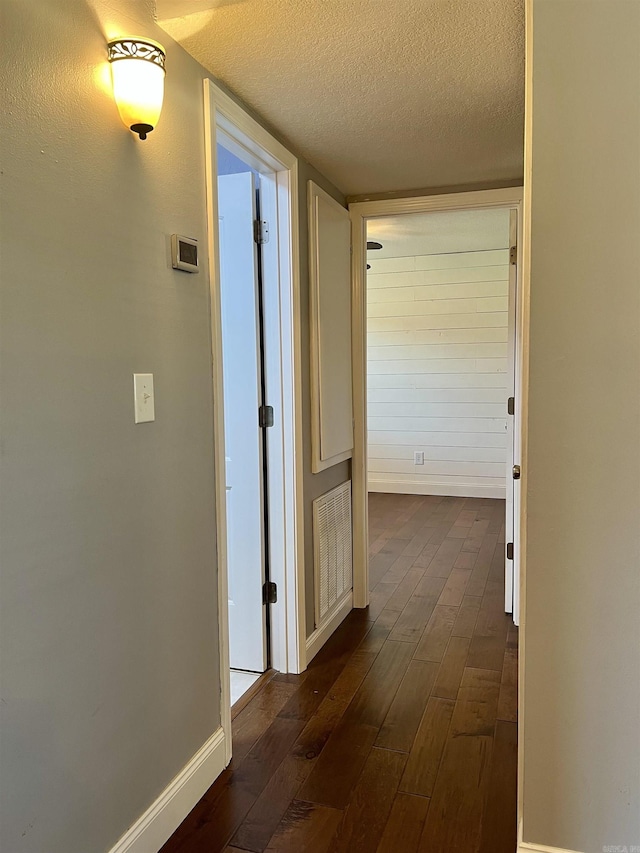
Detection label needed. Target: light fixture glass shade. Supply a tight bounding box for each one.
[108,38,166,140]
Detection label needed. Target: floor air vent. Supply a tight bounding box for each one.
[313,480,353,629]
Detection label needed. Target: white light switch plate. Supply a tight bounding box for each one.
[133,374,155,423]
[414,450,425,465]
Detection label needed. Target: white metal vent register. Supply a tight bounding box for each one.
[313,480,353,628]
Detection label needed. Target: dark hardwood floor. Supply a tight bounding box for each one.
[161,493,518,853]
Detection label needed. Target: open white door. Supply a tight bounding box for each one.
[218,171,267,673]
[505,209,520,623]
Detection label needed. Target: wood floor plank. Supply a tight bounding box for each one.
[233,681,300,763]
[380,554,417,585]
[380,537,411,555]
[369,535,391,557]
[367,582,398,620]
[418,668,501,853]
[414,605,458,663]
[265,801,343,853]
[461,518,490,553]
[376,792,431,853]
[388,576,446,643]
[425,524,455,550]
[399,697,456,798]
[455,509,477,527]
[439,497,467,526]
[373,608,401,631]
[453,549,477,570]
[451,594,481,639]
[422,538,464,579]
[298,640,415,807]
[412,543,439,569]
[369,548,401,586]
[466,607,510,672]
[231,648,377,852]
[375,659,439,752]
[447,525,470,539]
[465,533,498,597]
[497,641,518,723]
[297,648,380,751]
[355,622,391,655]
[432,636,471,700]
[478,721,518,853]
[277,614,372,721]
[482,571,506,614]
[402,526,437,557]
[437,567,472,606]
[295,720,379,809]
[384,567,424,613]
[328,747,406,853]
[343,640,417,729]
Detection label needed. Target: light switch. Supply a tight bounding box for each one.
[133,374,155,424]
[414,450,425,465]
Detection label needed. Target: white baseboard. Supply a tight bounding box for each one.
[108,726,227,853]
[306,590,353,664]
[368,479,506,499]
[518,843,585,853]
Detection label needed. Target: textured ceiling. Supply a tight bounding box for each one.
[158,0,525,196]
[367,209,509,259]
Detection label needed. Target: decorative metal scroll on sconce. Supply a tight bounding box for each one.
[107,39,166,70]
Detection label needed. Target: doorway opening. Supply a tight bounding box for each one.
[350,189,524,625]
[204,79,307,764]
[217,142,270,705]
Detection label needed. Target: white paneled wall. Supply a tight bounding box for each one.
[367,249,509,498]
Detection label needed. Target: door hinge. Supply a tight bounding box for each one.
[510,245,517,265]
[254,219,270,245]
[258,405,274,428]
[263,581,277,605]
[506,542,514,561]
[507,396,515,416]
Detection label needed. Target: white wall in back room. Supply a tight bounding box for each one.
[367,247,509,498]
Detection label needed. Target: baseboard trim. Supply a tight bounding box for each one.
[518,843,585,853]
[306,590,353,664]
[108,726,227,853]
[368,479,506,499]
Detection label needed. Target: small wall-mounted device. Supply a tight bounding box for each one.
[171,234,199,273]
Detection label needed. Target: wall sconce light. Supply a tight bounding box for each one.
[107,38,166,140]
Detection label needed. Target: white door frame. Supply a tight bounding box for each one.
[349,187,525,615]
[204,79,306,763]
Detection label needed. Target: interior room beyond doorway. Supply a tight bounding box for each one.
[366,208,511,501]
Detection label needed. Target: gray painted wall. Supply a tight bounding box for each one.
[0,2,220,851]
[0,0,348,850]
[523,2,640,850]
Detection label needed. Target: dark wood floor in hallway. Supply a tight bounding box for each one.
[161,493,518,853]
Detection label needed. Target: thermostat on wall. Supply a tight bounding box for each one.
[171,234,199,273]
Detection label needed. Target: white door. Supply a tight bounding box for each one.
[505,209,520,624]
[218,172,267,672]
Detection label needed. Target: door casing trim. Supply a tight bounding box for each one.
[204,78,306,764]
[349,186,524,609]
